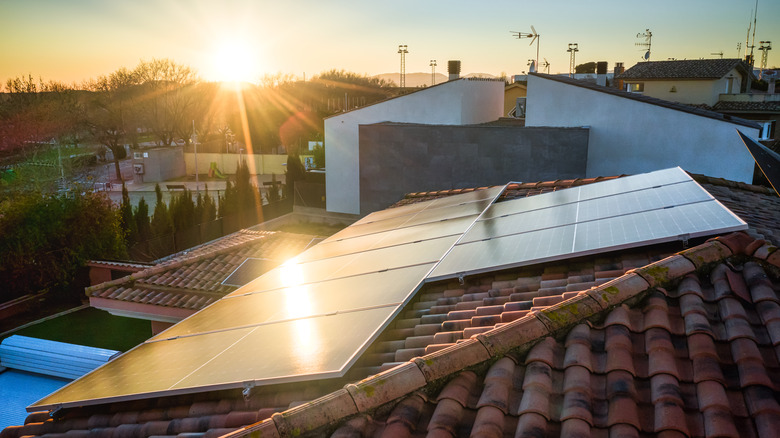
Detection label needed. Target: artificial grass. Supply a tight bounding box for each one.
[7,307,151,352]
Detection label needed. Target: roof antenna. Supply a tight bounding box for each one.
[511,26,541,70]
[636,29,652,61]
[744,0,758,66]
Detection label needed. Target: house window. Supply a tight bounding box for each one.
[758,121,775,140]
[626,83,644,93]
[726,76,734,94]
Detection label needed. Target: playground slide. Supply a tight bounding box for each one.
[209,162,226,179]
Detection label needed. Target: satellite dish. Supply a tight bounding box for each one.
[644,50,650,60]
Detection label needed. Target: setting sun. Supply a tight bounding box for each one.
[208,39,261,83]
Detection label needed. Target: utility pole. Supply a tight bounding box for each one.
[398,45,408,88]
[567,43,579,77]
[430,59,437,86]
[759,41,772,80]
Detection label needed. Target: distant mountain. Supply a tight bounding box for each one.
[372,72,498,88]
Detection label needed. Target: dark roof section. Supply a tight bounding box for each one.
[714,100,780,113]
[529,73,761,129]
[617,59,750,80]
[738,130,780,196]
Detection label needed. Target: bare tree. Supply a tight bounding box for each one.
[85,68,140,181]
[133,59,199,146]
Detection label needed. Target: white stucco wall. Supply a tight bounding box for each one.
[324,78,505,214]
[525,74,759,183]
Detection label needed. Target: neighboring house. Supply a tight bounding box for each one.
[524,73,761,184]
[618,59,779,141]
[86,229,324,334]
[3,168,779,438]
[504,82,527,118]
[617,59,752,106]
[324,77,505,215]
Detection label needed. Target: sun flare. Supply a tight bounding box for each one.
[208,39,260,83]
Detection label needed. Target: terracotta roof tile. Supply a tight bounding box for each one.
[85,230,319,317]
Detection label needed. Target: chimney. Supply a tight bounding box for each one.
[448,60,461,81]
[596,61,608,87]
[614,62,625,89]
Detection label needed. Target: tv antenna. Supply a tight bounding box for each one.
[567,43,579,77]
[711,51,723,59]
[745,1,758,66]
[542,58,550,74]
[636,29,652,61]
[512,26,540,69]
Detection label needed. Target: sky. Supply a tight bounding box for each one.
[1,0,779,86]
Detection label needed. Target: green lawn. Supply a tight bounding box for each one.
[7,307,151,352]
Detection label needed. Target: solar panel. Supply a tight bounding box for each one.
[295,215,475,263]
[159,263,436,339]
[427,169,747,280]
[32,306,398,409]
[221,258,281,287]
[738,130,780,195]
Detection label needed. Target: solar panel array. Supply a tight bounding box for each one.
[31,186,505,409]
[31,168,747,410]
[428,168,747,279]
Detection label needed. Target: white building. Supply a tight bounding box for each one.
[324,78,505,215]
[524,73,761,183]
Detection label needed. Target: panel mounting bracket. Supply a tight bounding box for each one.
[242,382,255,401]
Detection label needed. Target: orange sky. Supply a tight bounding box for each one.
[1,0,778,87]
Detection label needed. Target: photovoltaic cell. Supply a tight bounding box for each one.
[221,258,281,287]
[295,215,475,263]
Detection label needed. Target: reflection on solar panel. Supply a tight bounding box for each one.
[31,167,747,411]
[221,258,281,287]
[30,186,505,410]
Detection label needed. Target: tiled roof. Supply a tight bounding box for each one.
[713,100,780,113]
[2,178,779,438]
[228,233,780,437]
[529,73,761,130]
[86,229,322,312]
[4,233,778,438]
[617,59,749,80]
